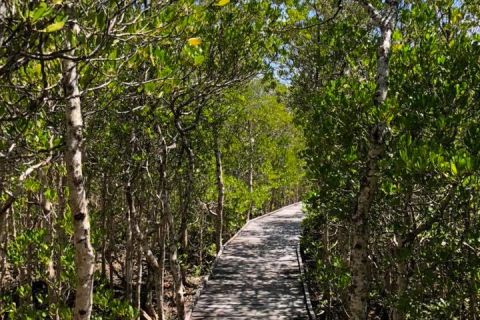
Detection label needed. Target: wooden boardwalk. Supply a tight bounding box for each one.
[189,203,310,319]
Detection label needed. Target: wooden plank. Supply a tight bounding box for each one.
[190,203,309,319]
[191,315,306,320]
[194,301,307,309]
[192,309,308,317]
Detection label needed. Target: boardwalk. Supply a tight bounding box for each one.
[190,203,310,319]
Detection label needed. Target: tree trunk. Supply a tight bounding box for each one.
[348,3,394,319]
[247,120,254,221]
[135,248,143,314]
[167,207,186,319]
[9,205,16,240]
[101,173,108,279]
[0,207,8,284]
[392,189,413,320]
[156,133,169,320]
[199,209,204,267]
[392,252,407,320]
[55,173,67,312]
[40,177,60,320]
[63,50,95,320]
[156,220,166,320]
[214,133,225,253]
[125,184,135,303]
[144,269,158,320]
[136,198,144,316]
[179,146,194,255]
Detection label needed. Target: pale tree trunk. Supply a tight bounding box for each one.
[159,136,186,317]
[349,111,386,320]
[101,174,108,279]
[348,2,396,319]
[132,212,164,320]
[156,221,166,320]
[179,145,194,255]
[214,132,225,252]
[63,50,95,320]
[324,212,333,314]
[167,206,186,319]
[247,162,253,220]
[135,238,143,315]
[55,173,67,319]
[247,121,254,220]
[199,209,204,267]
[156,134,169,320]
[108,213,115,287]
[135,197,144,316]
[0,1,14,20]
[40,176,60,320]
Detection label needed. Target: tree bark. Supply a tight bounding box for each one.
[0,207,8,284]
[125,184,135,303]
[135,248,143,314]
[132,213,165,320]
[392,253,408,320]
[55,173,67,312]
[101,173,108,279]
[156,132,169,320]
[214,133,225,253]
[348,2,395,319]
[63,51,95,320]
[167,207,186,319]
[179,145,194,255]
[40,174,60,320]
[156,221,166,320]
[247,121,254,221]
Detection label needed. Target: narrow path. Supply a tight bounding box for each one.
[190,203,308,319]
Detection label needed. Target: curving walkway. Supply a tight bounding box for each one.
[189,203,310,319]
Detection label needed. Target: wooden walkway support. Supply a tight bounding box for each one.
[189,203,311,319]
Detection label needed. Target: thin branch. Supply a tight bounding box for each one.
[357,0,384,26]
[282,0,343,32]
[0,137,54,215]
[402,184,457,247]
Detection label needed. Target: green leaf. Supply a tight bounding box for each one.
[31,2,51,23]
[450,162,458,175]
[392,30,402,42]
[194,54,205,66]
[143,82,155,95]
[40,21,65,33]
[43,188,56,201]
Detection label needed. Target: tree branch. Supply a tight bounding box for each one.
[0,137,54,215]
[357,0,384,25]
[402,184,457,247]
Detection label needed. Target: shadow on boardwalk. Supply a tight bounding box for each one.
[189,203,309,319]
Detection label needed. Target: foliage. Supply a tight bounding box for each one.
[290,0,480,319]
[0,0,303,316]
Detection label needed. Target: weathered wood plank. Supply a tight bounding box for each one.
[190,203,309,319]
